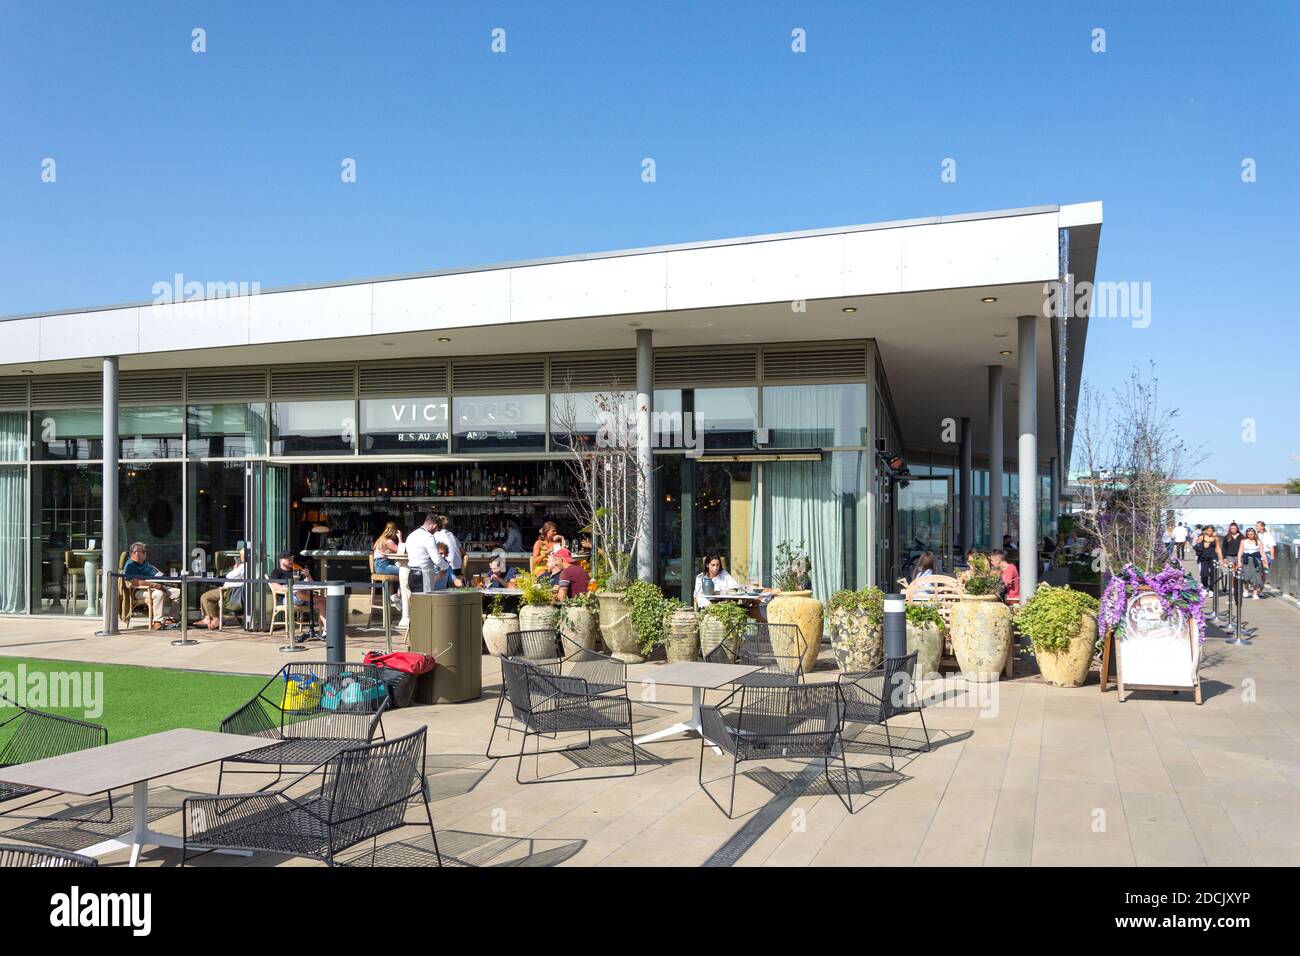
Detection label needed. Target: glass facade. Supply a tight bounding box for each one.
[361,396,449,455]
[187,403,267,458]
[29,464,102,614]
[271,401,356,456]
[452,394,546,453]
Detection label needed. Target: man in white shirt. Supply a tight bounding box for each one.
[1172,522,1189,560]
[405,513,440,593]
[433,514,464,587]
[1256,521,1277,588]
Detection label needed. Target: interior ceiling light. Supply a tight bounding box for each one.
[437,337,452,342]
[1000,350,1013,356]
[981,296,997,303]
[841,306,857,313]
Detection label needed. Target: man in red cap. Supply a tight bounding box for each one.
[551,547,590,602]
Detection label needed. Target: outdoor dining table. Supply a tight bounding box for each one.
[629,661,762,755]
[0,728,275,867]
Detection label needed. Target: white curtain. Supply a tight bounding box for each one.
[0,412,26,612]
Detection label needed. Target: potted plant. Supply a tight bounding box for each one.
[558,590,599,652]
[767,540,822,673]
[827,586,884,672]
[482,594,519,657]
[699,599,748,659]
[949,553,1013,681]
[905,603,946,680]
[623,580,687,661]
[664,602,698,664]
[1015,584,1100,687]
[514,571,558,632]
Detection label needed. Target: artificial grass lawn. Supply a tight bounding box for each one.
[0,656,268,743]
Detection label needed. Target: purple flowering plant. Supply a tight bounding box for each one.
[1099,563,1206,644]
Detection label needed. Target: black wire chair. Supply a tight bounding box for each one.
[0,843,98,867]
[217,662,389,793]
[487,629,629,758]
[0,692,113,822]
[837,651,930,770]
[495,657,638,784]
[699,683,853,819]
[704,621,806,686]
[183,727,438,867]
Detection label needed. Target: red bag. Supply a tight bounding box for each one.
[363,651,435,675]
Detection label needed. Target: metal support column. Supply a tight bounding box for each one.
[987,365,1004,555]
[959,416,973,559]
[100,356,119,636]
[635,329,655,582]
[1017,315,1038,602]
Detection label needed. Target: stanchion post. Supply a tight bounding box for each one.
[884,593,907,659]
[326,583,346,664]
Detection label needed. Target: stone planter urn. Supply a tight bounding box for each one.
[767,590,823,673]
[906,621,945,681]
[597,591,642,663]
[1033,612,1099,688]
[949,594,1012,682]
[519,603,559,633]
[699,614,739,659]
[559,605,599,653]
[664,608,700,663]
[828,609,883,673]
[482,612,519,656]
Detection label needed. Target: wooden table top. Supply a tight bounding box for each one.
[626,661,762,689]
[0,728,275,796]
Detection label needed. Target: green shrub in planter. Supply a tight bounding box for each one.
[699,599,748,658]
[1015,584,1101,687]
[828,586,885,671]
[624,580,682,654]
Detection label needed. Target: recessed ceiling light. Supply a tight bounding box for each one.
[628,321,642,327]
[994,332,1009,338]
[841,307,857,314]
[1000,350,1013,356]
[982,297,998,303]
[437,337,452,343]
[380,341,396,347]
[19,369,32,374]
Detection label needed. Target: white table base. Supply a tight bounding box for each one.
[82,559,99,616]
[78,780,250,867]
[633,687,722,755]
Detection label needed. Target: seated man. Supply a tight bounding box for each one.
[268,551,326,637]
[122,541,180,629]
[988,549,1020,604]
[484,553,519,589]
[550,548,590,603]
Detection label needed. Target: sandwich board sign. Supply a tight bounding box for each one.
[1115,590,1202,704]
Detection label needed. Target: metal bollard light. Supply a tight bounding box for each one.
[326,583,347,664]
[884,593,907,659]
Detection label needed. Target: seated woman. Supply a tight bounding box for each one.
[910,550,937,598]
[693,553,738,609]
[372,521,403,575]
[198,552,245,629]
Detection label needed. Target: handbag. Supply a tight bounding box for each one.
[363,651,436,675]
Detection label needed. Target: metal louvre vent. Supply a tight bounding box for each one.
[358,359,448,398]
[761,344,868,384]
[31,375,102,408]
[0,378,29,410]
[186,369,269,403]
[654,348,757,388]
[549,351,636,391]
[452,358,546,394]
[269,364,357,400]
[120,372,184,405]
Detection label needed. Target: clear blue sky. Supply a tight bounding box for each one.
[1,1,1296,481]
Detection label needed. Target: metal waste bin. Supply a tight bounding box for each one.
[408,591,483,704]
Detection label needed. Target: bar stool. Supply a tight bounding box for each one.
[368,554,399,627]
[63,550,85,615]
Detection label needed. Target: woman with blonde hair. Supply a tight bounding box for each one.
[372,520,402,575]
[532,521,558,573]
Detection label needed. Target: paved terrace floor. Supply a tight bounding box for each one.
[1,580,1298,867]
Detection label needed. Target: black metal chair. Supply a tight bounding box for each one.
[557,633,628,697]
[217,662,389,792]
[699,683,853,818]
[837,651,930,770]
[704,621,806,686]
[0,843,98,867]
[0,692,113,822]
[182,727,439,867]
[487,629,561,758]
[494,657,638,783]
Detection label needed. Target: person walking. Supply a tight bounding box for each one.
[1193,525,1222,592]
[1239,527,1267,599]
[1172,522,1189,561]
[1255,521,1277,591]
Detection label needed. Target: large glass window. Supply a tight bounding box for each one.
[0,466,26,613]
[764,383,866,448]
[452,394,546,453]
[361,396,448,455]
[187,403,267,458]
[119,462,183,574]
[695,460,755,583]
[188,461,246,575]
[695,387,757,451]
[271,401,356,456]
[32,409,103,461]
[0,412,27,462]
[30,464,103,614]
[119,406,183,459]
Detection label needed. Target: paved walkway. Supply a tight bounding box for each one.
[1,582,1297,866]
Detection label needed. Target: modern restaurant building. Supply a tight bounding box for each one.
[0,201,1101,623]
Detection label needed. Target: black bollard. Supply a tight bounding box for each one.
[884,593,907,659]
[325,583,347,664]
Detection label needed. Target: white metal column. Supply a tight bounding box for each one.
[959,415,973,559]
[987,365,1004,554]
[1017,315,1038,601]
[635,329,654,582]
[101,356,119,635]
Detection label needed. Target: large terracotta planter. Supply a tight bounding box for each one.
[698,614,730,659]
[906,621,945,680]
[949,594,1012,682]
[482,612,519,656]
[828,609,883,673]
[597,591,643,663]
[767,590,823,673]
[1032,612,1099,687]
[665,608,700,663]
[559,605,598,652]
[519,604,559,633]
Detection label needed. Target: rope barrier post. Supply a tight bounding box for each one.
[170,572,199,646]
[326,582,347,664]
